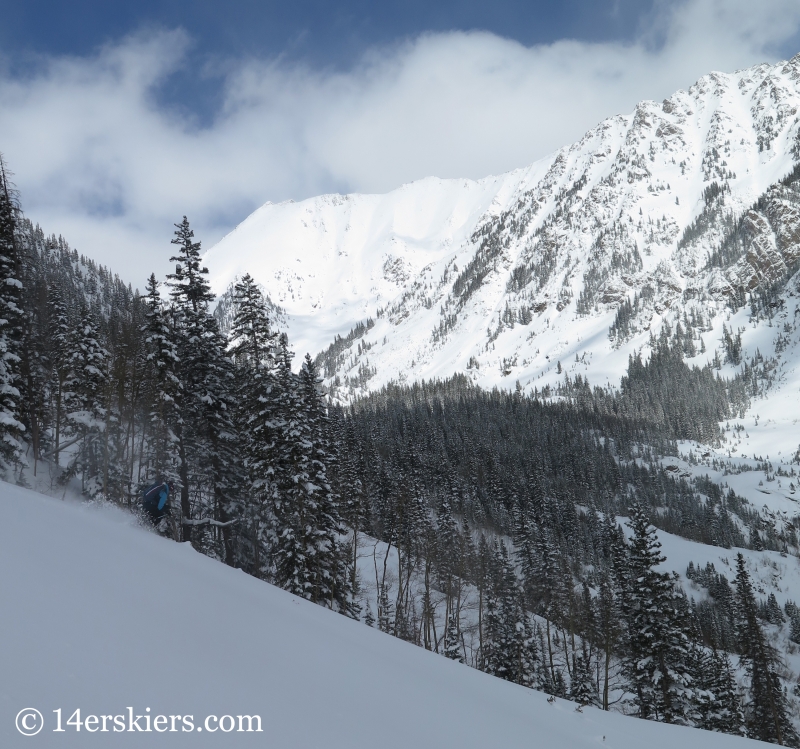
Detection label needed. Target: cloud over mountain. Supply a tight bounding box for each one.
[2,0,800,281]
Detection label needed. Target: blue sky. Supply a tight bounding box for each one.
[3,1,660,63]
[1,0,799,281]
[2,0,663,124]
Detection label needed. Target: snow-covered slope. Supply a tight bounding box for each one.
[205,54,800,457]
[0,482,772,748]
[205,169,541,355]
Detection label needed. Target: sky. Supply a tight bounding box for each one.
[2,0,800,284]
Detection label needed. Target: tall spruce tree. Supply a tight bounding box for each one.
[167,217,241,558]
[269,336,308,593]
[297,353,350,609]
[229,273,276,370]
[334,409,368,607]
[229,273,279,575]
[0,156,25,471]
[48,284,72,467]
[622,502,697,724]
[64,307,109,496]
[734,553,798,746]
[483,543,538,687]
[570,644,600,706]
[142,274,181,486]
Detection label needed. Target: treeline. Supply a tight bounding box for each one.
[559,332,750,445]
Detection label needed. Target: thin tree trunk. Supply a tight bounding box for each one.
[54,378,62,466]
[351,526,359,602]
[546,617,556,685]
[603,635,611,710]
[176,422,192,545]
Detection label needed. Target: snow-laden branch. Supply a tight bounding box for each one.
[39,435,82,459]
[182,517,238,528]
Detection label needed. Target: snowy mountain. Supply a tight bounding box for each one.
[205,53,800,457]
[10,52,800,749]
[0,481,772,748]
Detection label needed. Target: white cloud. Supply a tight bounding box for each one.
[1,0,800,284]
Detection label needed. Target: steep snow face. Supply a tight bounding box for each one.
[0,483,768,748]
[206,55,800,451]
[205,169,545,355]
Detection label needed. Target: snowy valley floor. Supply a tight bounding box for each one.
[0,481,775,748]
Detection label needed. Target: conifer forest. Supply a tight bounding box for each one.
[4,153,800,746]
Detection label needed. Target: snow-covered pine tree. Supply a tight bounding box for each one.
[696,649,746,736]
[63,307,109,496]
[377,581,394,634]
[418,509,439,652]
[17,269,51,472]
[194,313,242,563]
[297,353,350,611]
[0,156,25,471]
[785,601,800,644]
[532,523,563,690]
[165,218,207,541]
[97,343,131,503]
[229,273,276,371]
[734,553,798,746]
[229,273,279,576]
[168,217,214,314]
[482,545,509,680]
[597,569,622,711]
[443,610,464,663]
[622,502,697,724]
[269,335,309,595]
[332,407,368,609]
[512,495,537,600]
[167,217,242,558]
[142,274,181,487]
[271,338,351,607]
[483,543,538,687]
[48,284,72,467]
[392,476,425,640]
[570,644,600,706]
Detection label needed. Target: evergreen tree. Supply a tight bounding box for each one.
[443,610,464,663]
[63,308,109,496]
[570,644,599,706]
[483,543,538,687]
[437,494,461,626]
[597,569,621,710]
[622,502,696,724]
[48,284,72,467]
[335,409,368,607]
[696,649,746,736]
[167,217,241,558]
[229,275,279,576]
[734,553,798,746]
[377,581,394,633]
[298,353,350,610]
[0,156,25,470]
[271,341,351,609]
[142,274,181,486]
[168,217,214,314]
[229,273,276,370]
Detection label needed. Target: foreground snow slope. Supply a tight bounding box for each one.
[0,483,769,748]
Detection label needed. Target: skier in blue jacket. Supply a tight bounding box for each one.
[142,481,174,526]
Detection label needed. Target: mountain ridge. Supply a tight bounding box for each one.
[205,53,800,458]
